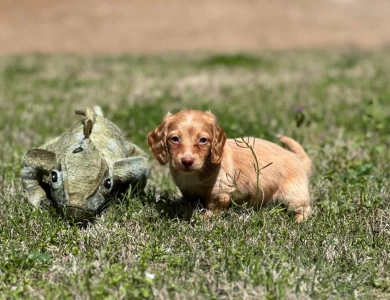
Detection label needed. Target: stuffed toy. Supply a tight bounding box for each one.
[21,106,150,221]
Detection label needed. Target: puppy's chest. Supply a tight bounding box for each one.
[171,173,205,194]
[171,170,239,199]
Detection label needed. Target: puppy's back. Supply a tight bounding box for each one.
[224,138,309,200]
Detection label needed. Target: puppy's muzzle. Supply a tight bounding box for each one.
[181,155,194,168]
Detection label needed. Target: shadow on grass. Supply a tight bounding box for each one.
[149,192,205,222]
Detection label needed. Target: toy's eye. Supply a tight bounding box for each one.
[170,136,180,143]
[50,170,62,190]
[51,171,58,183]
[104,179,112,189]
[72,147,83,154]
[199,137,208,144]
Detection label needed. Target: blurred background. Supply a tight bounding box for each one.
[1,2,390,298]
[1,0,390,54]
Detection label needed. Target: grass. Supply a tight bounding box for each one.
[0,50,389,299]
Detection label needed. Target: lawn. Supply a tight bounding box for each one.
[0,51,389,299]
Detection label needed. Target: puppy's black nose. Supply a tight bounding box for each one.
[181,156,194,168]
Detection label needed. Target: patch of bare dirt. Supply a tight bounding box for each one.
[1,0,390,54]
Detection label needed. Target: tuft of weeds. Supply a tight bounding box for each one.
[199,53,273,69]
[0,50,389,298]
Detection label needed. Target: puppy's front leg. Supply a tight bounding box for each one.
[204,193,231,220]
[181,191,206,208]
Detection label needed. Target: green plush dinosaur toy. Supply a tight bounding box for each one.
[21,106,150,222]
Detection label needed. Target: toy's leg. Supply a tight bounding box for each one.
[21,149,56,207]
[126,142,149,158]
[113,156,150,194]
[39,136,60,151]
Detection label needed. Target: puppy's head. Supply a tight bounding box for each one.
[147,110,226,173]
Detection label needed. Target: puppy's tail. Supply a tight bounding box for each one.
[279,135,311,176]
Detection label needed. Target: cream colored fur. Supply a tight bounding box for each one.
[147,110,312,222]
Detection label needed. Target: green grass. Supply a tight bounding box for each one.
[0,50,389,299]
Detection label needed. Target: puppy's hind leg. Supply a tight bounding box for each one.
[276,179,312,223]
[293,204,312,223]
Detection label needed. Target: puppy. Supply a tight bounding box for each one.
[147,110,312,222]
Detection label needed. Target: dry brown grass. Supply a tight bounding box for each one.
[1,0,390,54]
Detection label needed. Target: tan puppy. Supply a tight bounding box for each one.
[147,110,312,222]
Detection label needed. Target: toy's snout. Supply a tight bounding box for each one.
[51,188,109,221]
[49,140,112,221]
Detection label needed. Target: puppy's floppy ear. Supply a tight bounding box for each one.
[210,118,227,164]
[147,113,171,165]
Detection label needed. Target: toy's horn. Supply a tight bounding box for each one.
[75,107,97,139]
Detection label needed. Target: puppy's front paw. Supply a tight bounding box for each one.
[203,210,215,221]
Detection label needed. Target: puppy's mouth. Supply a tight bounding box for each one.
[178,168,197,174]
[173,161,201,174]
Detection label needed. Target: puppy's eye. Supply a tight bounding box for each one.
[170,136,180,143]
[199,137,208,144]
